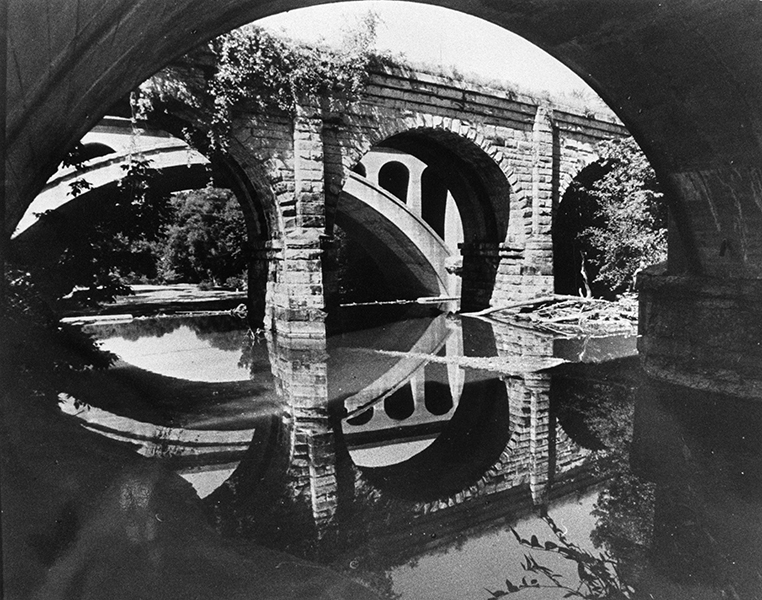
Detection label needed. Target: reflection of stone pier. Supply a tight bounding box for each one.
[266,326,342,540]
[216,314,600,567]
[68,308,607,570]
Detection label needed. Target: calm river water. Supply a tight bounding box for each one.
[7,305,762,600]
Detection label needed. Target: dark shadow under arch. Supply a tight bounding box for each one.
[421,166,448,238]
[377,128,511,245]
[78,142,116,162]
[553,161,610,298]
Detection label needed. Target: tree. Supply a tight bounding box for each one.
[159,187,248,288]
[578,137,667,295]
[1,267,115,401]
[17,156,174,305]
[135,12,395,151]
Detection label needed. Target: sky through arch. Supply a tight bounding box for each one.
[256,0,599,100]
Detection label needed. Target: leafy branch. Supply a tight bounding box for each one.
[136,12,398,152]
[485,516,634,599]
[580,137,666,293]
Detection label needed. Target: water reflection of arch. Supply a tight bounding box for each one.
[347,370,513,502]
[332,317,504,501]
[206,315,600,561]
[58,393,260,499]
[332,311,464,431]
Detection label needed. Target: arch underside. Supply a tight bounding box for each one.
[9,0,762,282]
[336,173,451,298]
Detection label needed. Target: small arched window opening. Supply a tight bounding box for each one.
[421,167,448,238]
[378,161,409,203]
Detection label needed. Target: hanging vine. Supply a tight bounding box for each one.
[135,12,398,152]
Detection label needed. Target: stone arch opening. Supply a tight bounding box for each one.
[377,161,410,203]
[14,112,277,326]
[375,128,511,245]
[125,110,283,325]
[553,160,610,298]
[375,127,513,310]
[332,124,520,308]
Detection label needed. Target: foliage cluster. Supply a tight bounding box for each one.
[485,516,635,599]
[138,13,393,151]
[1,268,115,400]
[20,157,174,305]
[578,137,667,294]
[158,187,248,289]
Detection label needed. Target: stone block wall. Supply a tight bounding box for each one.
[229,66,627,320]
[638,266,762,398]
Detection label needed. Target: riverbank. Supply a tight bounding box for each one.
[58,284,247,318]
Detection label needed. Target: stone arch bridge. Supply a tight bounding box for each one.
[15,69,626,326]
[224,67,625,322]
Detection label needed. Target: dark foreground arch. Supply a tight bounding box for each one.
[7,0,762,395]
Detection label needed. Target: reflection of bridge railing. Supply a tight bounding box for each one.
[341,314,462,427]
[58,393,254,460]
[339,315,465,467]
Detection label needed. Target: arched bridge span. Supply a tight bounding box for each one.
[337,171,453,298]
[15,120,459,301]
[13,141,209,238]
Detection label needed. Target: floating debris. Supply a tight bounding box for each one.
[463,294,638,337]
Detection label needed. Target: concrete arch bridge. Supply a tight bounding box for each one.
[13,115,476,302]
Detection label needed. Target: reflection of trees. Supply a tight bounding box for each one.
[582,375,654,586]
[553,362,654,576]
[90,317,186,340]
[3,269,115,401]
[90,314,250,350]
[192,318,250,351]
[237,330,270,376]
[590,474,653,584]
[487,515,634,599]
[496,360,656,597]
